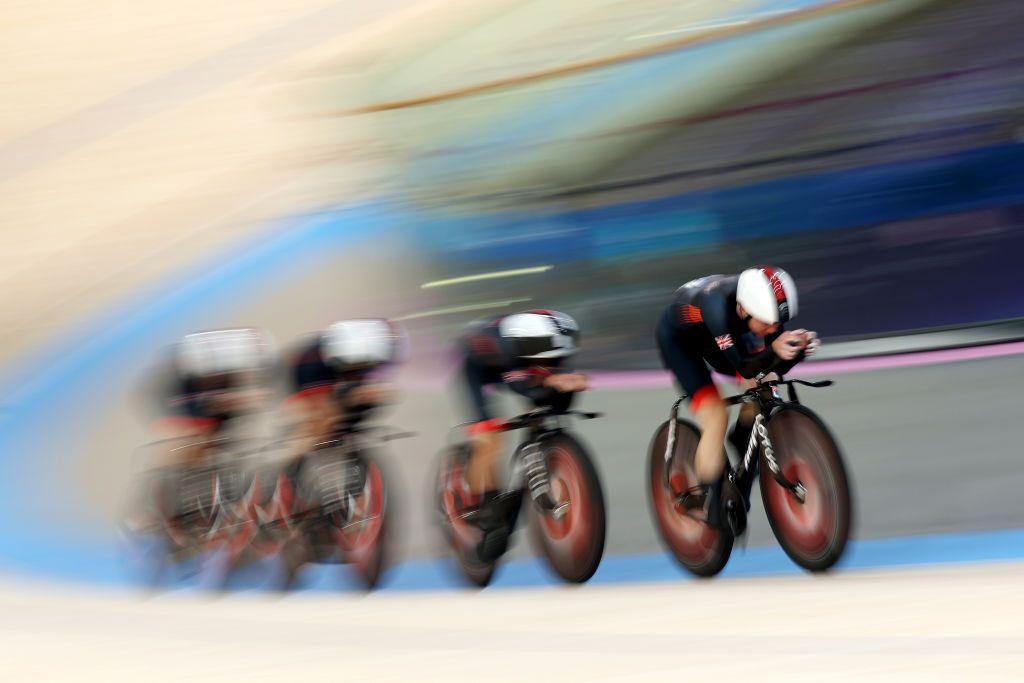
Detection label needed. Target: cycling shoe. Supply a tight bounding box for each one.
[467,491,523,563]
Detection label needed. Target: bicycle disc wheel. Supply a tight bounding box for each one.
[760,405,852,572]
[335,451,390,589]
[529,433,606,584]
[433,446,496,587]
[647,419,733,578]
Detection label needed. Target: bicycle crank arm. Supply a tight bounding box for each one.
[533,492,569,520]
[770,470,807,503]
[339,514,380,532]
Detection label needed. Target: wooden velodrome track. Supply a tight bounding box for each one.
[1,1,1021,680]
[0,0,464,362]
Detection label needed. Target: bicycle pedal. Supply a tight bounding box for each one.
[340,513,379,533]
[792,482,807,503]
[725,503,747,537]
[550,501,570,521]
[457,507,482,524]
[460,493,520,533]
[678,491,706,510]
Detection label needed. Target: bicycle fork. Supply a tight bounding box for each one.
[743,414,806,503]
[521,441,569,521]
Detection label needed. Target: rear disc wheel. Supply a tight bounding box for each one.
[434,446,496,588]
[647,419,733,578]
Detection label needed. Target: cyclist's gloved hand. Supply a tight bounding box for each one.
[786,329,820,357]
[772,331,806,360]
[544,373,588,393]
[802,330,821,357]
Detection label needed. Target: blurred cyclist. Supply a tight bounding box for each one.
[262,319,401,573]
[655,267,820,527]
[281,319,402,469]
[153,327,275,460]
[457,310,588,557]
[141,327,275,549]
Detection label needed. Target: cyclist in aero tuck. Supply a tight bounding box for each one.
[457,310,588,562]
[281,319,403,471]
[152,327,275,461]
[655,267,821,528]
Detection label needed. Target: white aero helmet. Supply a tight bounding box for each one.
[177,328,274,377]
[736,266,798,325]
[499,310,579,360]
[323,319,402,368]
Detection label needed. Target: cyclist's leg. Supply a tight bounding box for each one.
[728,376,759,457]
[657,325,729,522]
[458,356,522,561]
[460,356,504,499]
[281,387,336,458]
[275,386,338,521]
[280,350,346,505]
[657,327,728,478]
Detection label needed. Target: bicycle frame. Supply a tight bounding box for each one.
[515,438,567,519]
[517,410,601,518]
[664,377,833,504]
[453,408,601,521]
[292,424,412,524]
[729,400,807,504]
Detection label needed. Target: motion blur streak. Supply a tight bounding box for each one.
[420,265,553,289]
[2,0,1024,679]
[329,0,918,115]
[392,298,534,321]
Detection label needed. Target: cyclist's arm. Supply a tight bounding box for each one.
[702,291,777,379]
[764,327,821,376]
[767,345,805,377]
[503,367,559,403]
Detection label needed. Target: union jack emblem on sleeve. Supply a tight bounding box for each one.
[715,334,734,351]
